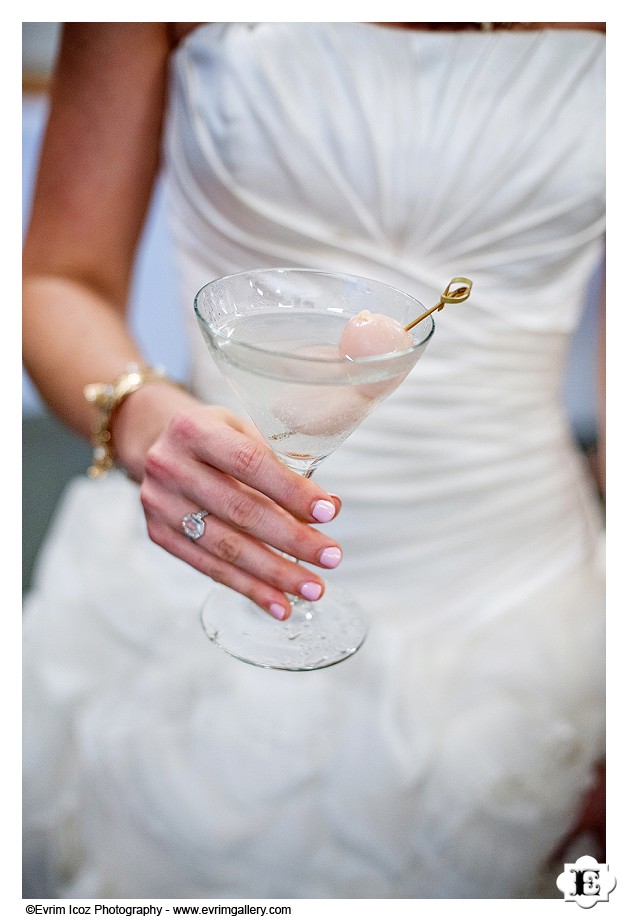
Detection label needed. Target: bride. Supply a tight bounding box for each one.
[22,22,605,898]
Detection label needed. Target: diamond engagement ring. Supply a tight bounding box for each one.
[182,510,209,540]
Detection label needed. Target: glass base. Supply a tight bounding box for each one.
[199,582,368,671]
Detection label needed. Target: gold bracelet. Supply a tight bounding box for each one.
[84,363,174,478]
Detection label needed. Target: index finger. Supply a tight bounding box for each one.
[186,416,340,524]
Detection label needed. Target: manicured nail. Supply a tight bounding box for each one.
[318,546,342,569]
[300,581,323,601]
[269,602,287,620]
[312,499,336,523]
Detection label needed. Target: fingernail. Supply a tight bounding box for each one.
[319,546,342,569]
[312,499,336,523]
[269,602,287,620]
[330,494,342,513]
[300,581,323,601]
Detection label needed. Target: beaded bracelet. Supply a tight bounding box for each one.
[84,363,176,478]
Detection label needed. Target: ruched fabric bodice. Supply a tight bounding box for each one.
[165,23,605,629]
[166,23,604,318]
[23,24,605,899]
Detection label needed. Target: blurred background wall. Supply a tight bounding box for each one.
[22,23,602,592]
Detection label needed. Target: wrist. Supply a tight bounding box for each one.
[83,364,194,481]
[111,377,198,482]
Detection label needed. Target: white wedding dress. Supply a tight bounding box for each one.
[23,24,605,899]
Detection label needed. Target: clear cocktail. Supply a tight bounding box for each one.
[194,268,435,670]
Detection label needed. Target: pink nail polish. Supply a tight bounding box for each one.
[312,499,336,523]
[319,546,342,569]
[269,603,287,620]
[300,581,323,601]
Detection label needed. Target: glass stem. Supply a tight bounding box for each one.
[281,461,319,619]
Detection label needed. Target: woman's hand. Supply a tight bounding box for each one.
[115,383,343,621]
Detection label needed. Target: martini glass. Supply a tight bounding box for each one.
[194,268,435,670]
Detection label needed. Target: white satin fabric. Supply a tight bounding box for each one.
[23,24,605,898]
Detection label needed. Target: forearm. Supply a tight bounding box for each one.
[23,272,147,439]
[22,22,175,459]
[22,271,198,482]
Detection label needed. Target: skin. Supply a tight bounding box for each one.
[23,18,606,864]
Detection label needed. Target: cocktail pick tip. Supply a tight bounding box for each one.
[405,277,473,331]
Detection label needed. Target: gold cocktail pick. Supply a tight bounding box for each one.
[405,277,473,331]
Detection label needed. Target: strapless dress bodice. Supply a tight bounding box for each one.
[165,23,604,325]
[163,22,605,628]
